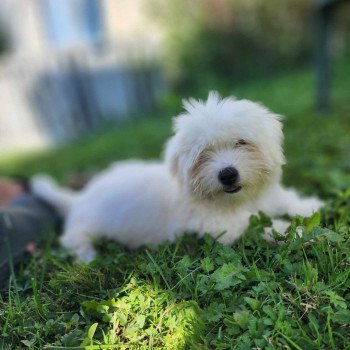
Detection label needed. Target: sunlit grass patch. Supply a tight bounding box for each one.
[1,193,350,349]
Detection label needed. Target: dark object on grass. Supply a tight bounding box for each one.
[0,195,59,287]
[314,0,349,114]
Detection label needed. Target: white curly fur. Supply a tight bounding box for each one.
[31,92,323,262]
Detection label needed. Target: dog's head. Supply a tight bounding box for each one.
[165,92,285,206]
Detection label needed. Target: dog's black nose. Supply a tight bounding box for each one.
[218,167,239,186]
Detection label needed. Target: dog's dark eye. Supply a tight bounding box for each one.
[235,139,247,146]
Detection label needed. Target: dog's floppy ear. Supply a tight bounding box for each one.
[267,114,285,166]
[164,136,180,177]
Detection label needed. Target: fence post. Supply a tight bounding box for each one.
[315,5,331,114]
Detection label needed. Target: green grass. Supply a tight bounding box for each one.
[0,114,173,182]
[1,56,350,349]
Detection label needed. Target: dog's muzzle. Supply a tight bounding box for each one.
[218,167,242,194]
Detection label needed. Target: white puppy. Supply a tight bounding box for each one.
[32,92,322,262]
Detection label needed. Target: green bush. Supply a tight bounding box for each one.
[150,0,349,92]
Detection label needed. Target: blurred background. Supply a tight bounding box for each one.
[0,0,349,195]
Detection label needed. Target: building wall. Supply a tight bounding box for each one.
[0,0,162,56]
[103,0,163,46]
[0,0,165,152]
[0,0,47,56]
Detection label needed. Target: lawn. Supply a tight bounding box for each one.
[1,56,350,349]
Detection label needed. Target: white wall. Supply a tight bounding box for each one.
[0,0,47,56]
[0,0,164,153]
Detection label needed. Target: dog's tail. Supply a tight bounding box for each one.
[30,174,76,217]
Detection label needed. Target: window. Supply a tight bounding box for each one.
[41,0,103,47]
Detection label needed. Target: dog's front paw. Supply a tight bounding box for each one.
[296,197,324,217]
[263,219,290,242]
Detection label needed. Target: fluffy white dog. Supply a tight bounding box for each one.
[32,92,322,262]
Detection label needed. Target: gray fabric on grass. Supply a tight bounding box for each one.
[0,195,59,287]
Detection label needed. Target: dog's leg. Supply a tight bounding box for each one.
[214,212,290,244]
[263,219,290,242]
[60,228,96,263]
[258,184,323,218]
[215,211,252,245]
